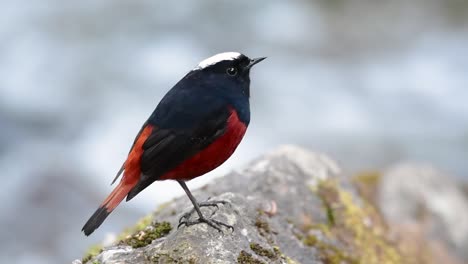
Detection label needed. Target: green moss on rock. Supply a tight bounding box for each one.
[302,234,318,247]
[120,221,172,248]
[303,234,358,264]
[237,250,266,264]
[302,179,403,264]
[254,217,271,236]
[272,246,299,264]
[254,214,278,244]
[249,243,278,260]
[82,244,103,263]
[116,213,155,241]
[352,171,382,206]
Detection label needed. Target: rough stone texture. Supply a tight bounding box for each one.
[378,163,468,262]
[75,146,465,264]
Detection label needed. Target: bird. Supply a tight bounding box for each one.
[82,52,265,236]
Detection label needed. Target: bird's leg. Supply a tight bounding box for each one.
[177,181,233,232]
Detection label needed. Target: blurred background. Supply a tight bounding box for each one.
[0,0,467,263]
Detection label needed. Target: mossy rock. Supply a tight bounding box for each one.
[302,179,402,264]
[77,147,456,264]
[81,244,103,263]
[352,171,382,206]
[237,250,266,264]
[119,221,172,248]
[81,214,172,263]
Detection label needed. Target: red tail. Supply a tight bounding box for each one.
[101,181,134,211]
[82,125,154,236]
[81,181,135,236]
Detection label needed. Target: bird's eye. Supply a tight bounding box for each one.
[226,67,238,76]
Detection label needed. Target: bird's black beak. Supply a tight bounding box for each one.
[246,57,266,70]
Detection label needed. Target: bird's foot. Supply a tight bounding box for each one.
[178,200,230,223]
[178,215,234,233]
[178,199,233,232]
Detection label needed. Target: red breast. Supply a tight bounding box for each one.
[159,109,247,181]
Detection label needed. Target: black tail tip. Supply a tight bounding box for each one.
[82,206,111,236]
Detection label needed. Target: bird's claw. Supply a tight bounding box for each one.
[178,210,194,224]
[178,216,234,233]
[178,200,231,223]
[177,199,233,232]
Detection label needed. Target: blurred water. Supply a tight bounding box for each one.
[0,1,467,263]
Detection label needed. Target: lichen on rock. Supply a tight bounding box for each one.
[81,244,103,263]
[119,221,172,248]
[304,179,402,263]
[76,145,464,264]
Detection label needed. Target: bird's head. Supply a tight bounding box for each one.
[189,52,266,98]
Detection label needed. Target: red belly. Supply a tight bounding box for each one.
[158,109,247,181]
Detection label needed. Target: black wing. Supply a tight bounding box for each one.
[125,106,230,201]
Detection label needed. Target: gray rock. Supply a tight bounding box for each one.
[77,146,435,264]
[378,163,468,261]
[77,145,343,264]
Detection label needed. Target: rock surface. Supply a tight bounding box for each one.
[378,163,468,262]
[76,146,466,264]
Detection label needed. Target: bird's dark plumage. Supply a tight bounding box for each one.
[82,52,265,236]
